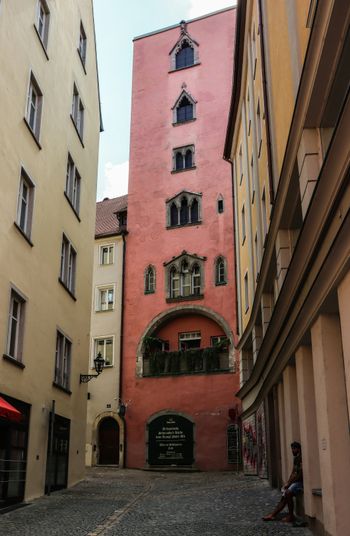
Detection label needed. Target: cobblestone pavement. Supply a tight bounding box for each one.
[0,468,312,536]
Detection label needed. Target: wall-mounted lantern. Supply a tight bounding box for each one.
[80,352,105,383]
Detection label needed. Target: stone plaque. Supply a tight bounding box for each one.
[148,414,194,466]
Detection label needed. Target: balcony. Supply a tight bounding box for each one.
[143,347,230,377]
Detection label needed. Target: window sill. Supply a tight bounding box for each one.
[53,382,72,395]
[33,24,49,60]
[14,222,34,247]
[70,115,85,148]
[166,221,202,230]
[64,192,81,222]
[171,166,196,174]
[166,294,204,303]
[3,354,25,369]
[77,49,87,74]
[242,236,246,246]
[23,118,42,150]
[144,290,155,295]
[169,62,201,73]
[58,278,77,301]
[172,118,196,127]
[95,308,115,313]
[215,281,227,286]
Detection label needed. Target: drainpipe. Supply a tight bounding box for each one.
[118,231,127,467]
[258,0,275,204]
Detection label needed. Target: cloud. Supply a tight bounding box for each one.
[187,0,236,19]
[99,160,129,201]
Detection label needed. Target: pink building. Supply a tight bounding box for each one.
[123,8,239,470]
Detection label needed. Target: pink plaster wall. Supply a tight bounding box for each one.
[123,8,239,470]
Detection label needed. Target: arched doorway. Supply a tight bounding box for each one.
[98,417,119,465]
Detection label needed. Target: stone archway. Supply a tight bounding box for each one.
[92,412,125,467]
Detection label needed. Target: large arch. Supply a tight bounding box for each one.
[135,305,235,377]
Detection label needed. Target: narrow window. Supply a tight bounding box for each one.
[255,232,259,277]
[100,244,114,265]
[170,202,178,226]
[241,205,246,244]
[17,169,34,239]
[215,257,226,285]
[239,146,243,185]
[251,25,257,79]
[97,287,114,311]
[170,267,180,298]
[251,155,255,202]
[191,198,199,223]
[54,331,71,390]
[217,198,224,214]
[244,272,249,312]
[36,0,50,49]
[145,266,155,294]
[26,73,43,141]
[262,188,267,239]
[177,96,193,122]
[180,198,189,225]
[71,84,84,141]
[65,154,81,214]
[94,337,113,367]
[192,264,201,295]
[256,100,262,157]
[185,149,193,169]
[176,41,194,69]
[181,261,191,296]
[60,235,77,295]
[176,152,183,171]
[6,290,26,362]
[78,22,87,66]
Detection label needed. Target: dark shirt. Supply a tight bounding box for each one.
[293,453,303,483]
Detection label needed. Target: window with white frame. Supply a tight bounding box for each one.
[144,265,156,294]
[71,84,84,140]
[6,289,26,362]
[169,261,201,298]
[96,286,115,311]
[65,154,81,214]
[179,331,201,350]
[17,168,34,239]
[100,244,114,265]
[94,337,113,367]
[78,22,87,66]
[215,256,227,285]
[26,73,43,140]
[54,331,71,390]
[36,0,50,49]
[60,235,77,295]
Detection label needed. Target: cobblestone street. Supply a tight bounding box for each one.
[0,468,312,536]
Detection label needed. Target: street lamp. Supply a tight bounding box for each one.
[80,352,105,383]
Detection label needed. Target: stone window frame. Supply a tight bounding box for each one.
[214,255,227,286]
[144,265,156,294]
[164,251,206,302]
[54,330,72,392]
[166,190,202,228]
[217,194,224,214]
[172,144,195,172]
[172,89,197,125]
[15,167,35,244]
[169,24,199,72]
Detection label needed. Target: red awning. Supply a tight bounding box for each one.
[0,396,22,423]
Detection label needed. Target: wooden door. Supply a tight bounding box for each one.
[99,418,119,465]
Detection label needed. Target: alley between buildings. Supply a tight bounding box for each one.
[0,468,311,536]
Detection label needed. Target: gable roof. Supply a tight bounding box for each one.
[95,195,128,238]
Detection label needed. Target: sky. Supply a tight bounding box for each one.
[93,0,235,201]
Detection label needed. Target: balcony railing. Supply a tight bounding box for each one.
[143,347,229,377]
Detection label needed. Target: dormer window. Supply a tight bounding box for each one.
[166,191,202,228]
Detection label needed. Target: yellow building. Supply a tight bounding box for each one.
[85,196,127,468]
[0,0,101,507]
[224,1,350,534]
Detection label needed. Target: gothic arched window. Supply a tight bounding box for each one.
[173,145,195,172]
[170,202,178,226]
[215,257,227,285]
[185,149,193,168]
[176,41,194,69]
[180,198,189,225]
[166,191,202,228]
[145,265,156,294]
[191,198,199,223]
[177,96,193,122]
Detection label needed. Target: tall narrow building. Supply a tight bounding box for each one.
[123,8,239,470]
[0,0,101,507]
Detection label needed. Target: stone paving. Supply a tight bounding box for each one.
[0,467,312,536]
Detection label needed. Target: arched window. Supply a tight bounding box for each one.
[165,253,205,300]
[170,202,178,226]
[177,96,193,123]
[181,260,191,296]
[176,152,184,170]
[145,265,156,293]
[217,195,224,214]
[190,199,199,223]
[176,41,194,69]
[170,267,180,298]
[180,198,189,225]
[215,257,226,285]
[185,149,193,169]
[192,264,201,295]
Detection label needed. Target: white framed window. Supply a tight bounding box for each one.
[65,154,81,214]
[215,256,227,285]
[17,168,34,238]
[96,286,115,311]
[60,234,77,295]
[6,289,26,362]
[94,337,114,367]
[78,22,87,66]
[54,331,71,390]
[100,244,114,265]
[36,0,50,49]
[71,84,84,140]
[179,331,201,350]
[26,73,43,140]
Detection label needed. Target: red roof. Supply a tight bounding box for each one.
[95,195,128,238]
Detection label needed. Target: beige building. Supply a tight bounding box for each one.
[224,1,350,535]
[85,196,127,468]
[0,0,101,507]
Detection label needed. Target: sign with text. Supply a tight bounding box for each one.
[148,414,194,466]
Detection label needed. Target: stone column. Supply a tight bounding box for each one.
[252,325,262,364]
[295,345,321,517]
[337,270,350,418]
[282,365,300,472]
[311,314,350,536]
[275,230,292,292]
[297,128,322,218]
[261,293,273,337]
[277,382,288,482]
